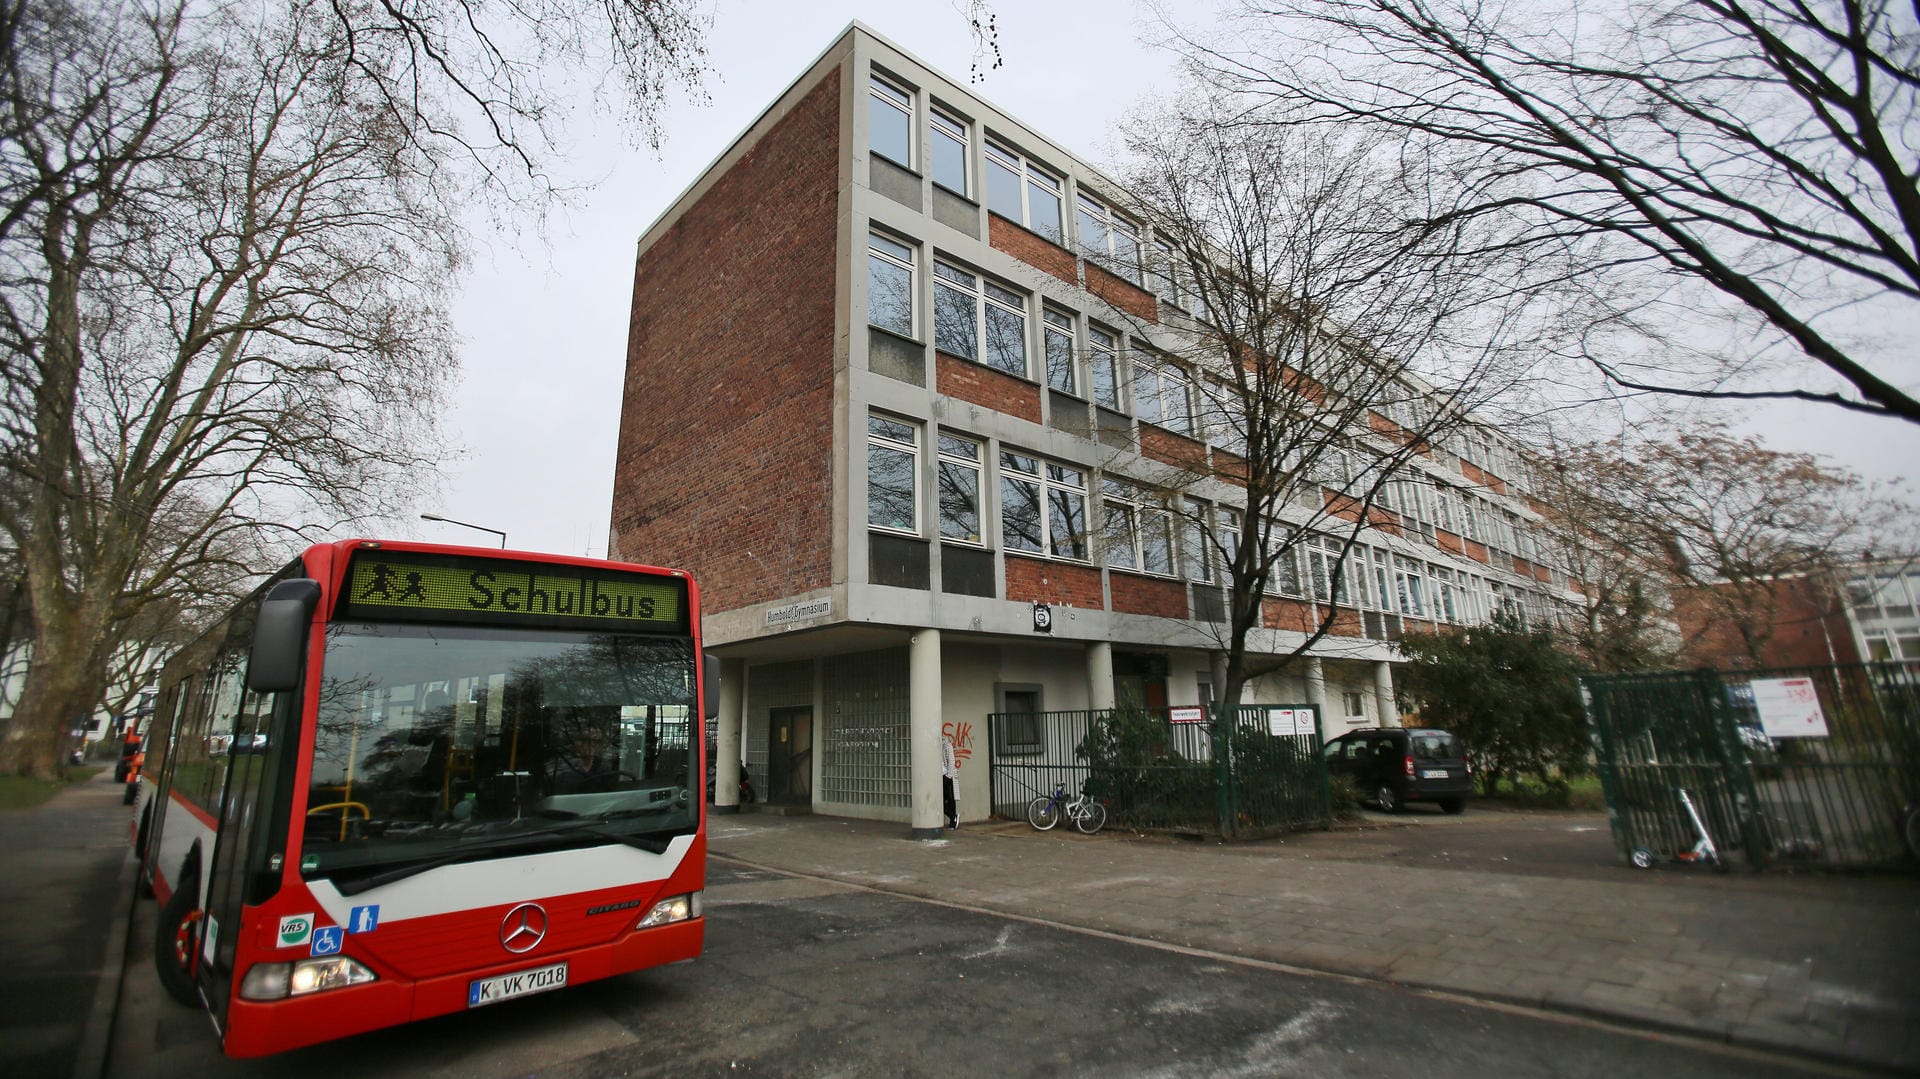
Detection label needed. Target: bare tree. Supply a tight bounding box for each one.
[1086,106,1570,707]
[1576,420,1910,666]
[1168,0,1920,423]
[0,0,469,776]
[1529,432,1680,672]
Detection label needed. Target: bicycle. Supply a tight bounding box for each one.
[1026,782,1107,835]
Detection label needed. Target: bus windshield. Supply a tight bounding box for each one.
[301,622,698,888]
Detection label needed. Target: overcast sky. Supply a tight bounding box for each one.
[412,0,1919,559]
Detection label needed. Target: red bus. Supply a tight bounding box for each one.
[131,540,713,1056]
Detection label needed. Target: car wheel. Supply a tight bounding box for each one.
[1440,798,1466,815]
[1630,847,1657,869]
[1374,785,1398,813]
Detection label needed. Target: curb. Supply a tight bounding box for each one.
[71,800,135,1079]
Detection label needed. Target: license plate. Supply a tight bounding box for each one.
[1421,769,1449,780]
[469,962,568,1008]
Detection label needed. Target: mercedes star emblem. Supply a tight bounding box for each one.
[499,902,548,953]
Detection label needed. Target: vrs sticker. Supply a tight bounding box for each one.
[277,913,314,947]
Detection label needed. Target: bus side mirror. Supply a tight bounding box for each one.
[702,653,720,720]
[248,579,323,693]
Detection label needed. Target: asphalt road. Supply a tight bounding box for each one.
[106,858,1839,1078]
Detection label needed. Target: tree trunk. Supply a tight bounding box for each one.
[0,596,114,779]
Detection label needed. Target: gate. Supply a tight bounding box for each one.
[1581,663,1920,870]
[987,705,1331,839]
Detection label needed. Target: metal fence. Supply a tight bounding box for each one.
[987,705,1332,839]
[1581,662,1920,871]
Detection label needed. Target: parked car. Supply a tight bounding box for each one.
[1323,727,1472,814]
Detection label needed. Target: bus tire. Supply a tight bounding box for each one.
[155,874,203,1007]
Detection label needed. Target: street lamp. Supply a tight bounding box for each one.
[419,513,507,548]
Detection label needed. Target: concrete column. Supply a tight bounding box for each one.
[1373,661,1397,727]
[1086,641,1115,712]
[1208,651,1228,709]
[1304,657,1328,739]
[713,658,745,813]
[910,629,944,839]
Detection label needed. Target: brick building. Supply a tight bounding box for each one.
[610,25,1578,835]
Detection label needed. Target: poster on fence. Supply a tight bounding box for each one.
[1751,677,1829,739]
[1170,706,1205,724]
[1266,707,1317,737]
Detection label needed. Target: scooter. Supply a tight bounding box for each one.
[1630,787,1726,872]
[705,762,756,804]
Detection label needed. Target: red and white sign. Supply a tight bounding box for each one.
[1170,706,1205,724]
[1752,677,1829,739]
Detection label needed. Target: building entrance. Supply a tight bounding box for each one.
[768,706,813,804]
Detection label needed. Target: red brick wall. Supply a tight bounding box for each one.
[937,352,1042,424]
[1006,555,1103,609]
[1139,424,1207,474]
[1263,598,1315,633]
[1111,572,1187,618]
[1085,262,1158,323]
[988,214,1077,285]
[1436,529,1464,556]
[1463,539,1490,565]
[611,68,841,615]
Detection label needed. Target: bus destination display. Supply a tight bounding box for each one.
[340,550,686,632]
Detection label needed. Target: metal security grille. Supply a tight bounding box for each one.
[820,649,911,808]
[988,706,1332,838]
[1582,663,1920,870]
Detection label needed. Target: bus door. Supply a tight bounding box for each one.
[198,668,288,1031]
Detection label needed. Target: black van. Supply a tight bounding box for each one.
[1323,727,1472,814]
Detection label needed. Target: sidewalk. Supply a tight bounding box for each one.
[0,768,135,1079]
[708,811,1920,1073]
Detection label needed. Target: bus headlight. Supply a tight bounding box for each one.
[636,891,702,929]
[239,956,378,1000]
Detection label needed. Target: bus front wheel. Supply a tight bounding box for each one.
[155,877,203,1006]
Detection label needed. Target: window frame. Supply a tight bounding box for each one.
[933,259,1030,378]
[929,106,970,196]
[866,413,921,536]
[1042,307,1077,395]
[1087,324,1122,411]
[867,232,916,339]
[999,450,1089,562]
[868,73,915,170]
[1132,356,1195,435]
[936,432,985,546]
[1076,194,1143,284]
[984,138,1065,244]
[1101,478,1174,577]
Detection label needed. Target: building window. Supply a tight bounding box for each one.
[1076,195,1142,284]
[1305,535,1352,605]
[1395,557,1429,618]
[984,139,1064,244]
[869,74,913,168]
[1344,691,1367,722]
[933,261,1028,377]
[1102,479,1174,575]
[1000,451,1088,560]
[937,433,983,544]
[1433,565,1460,622]
[930,107,968,194]
[1043,308,1076,394]
[1132,358,1194,435]
[1149,237,1183,308]
[867,233,915,338]
[1088,325,1121,410]
[1182,500,1212,583]
[867,414,919,534]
